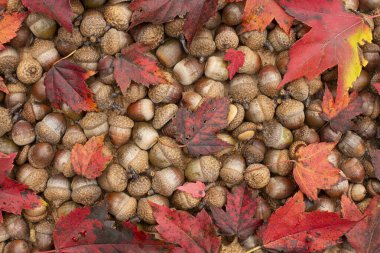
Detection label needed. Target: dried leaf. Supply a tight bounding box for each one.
[241,0,293,34]
[128,0,218,44]
[173,97,231,156]
[262,191,357,252]
[224,49,245,80]
[0,76,8,94]
[373,83,380,95]
[369,149,380,181]
[341,195,380,253]
[113,43,168,95]
[21,0,73,32]
[151,203,221,253]
[293,142,340,200]
[71,135,112,179]
[0,152,43,222]
[210,184,262,240]
[0,12,26,50]
[177,181,206,198]
[44,60,97,113]
[278,0,372,112]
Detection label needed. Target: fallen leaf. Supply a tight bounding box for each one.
[224,49,245,80]
[0,76,8,94]
[322,86,363,132]
[373,83,380,95]
[0,152,43,222]
[71,135,112,179]
[21,0,73,32]
[341,195,380,253]
[278,0,372,112]
[177,181,206,198]
[262,191,357,252]
[210,184,262,240]
[369,149,380,180]
[173,97,231,156]
[128,0,218,44]
[114,43,168,95]
[46,203,174,253]
[241,0,293,34]
[151,203,221,253]
[0,0,6,7]
[0,12,26,50]
[44,60,97,113]
[293,142,340,200]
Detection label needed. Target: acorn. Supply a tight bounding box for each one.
[22,101,51,124]
[9,25,33,49]
[185,156,221,183]
[71,176,102,206]
[205,55,229,81]
[220,153,246,185]
[28,143,55,169]
[0,137,19,154]
[108,114,134,147]
[132,122,159,150]
[181,90,203,111]
[360,91,380,119]
[104,3,132,30]
[149,137,186,169]
[354,116,377,139]
[232,122,257,141]
[172,190,201,210]
[0,47,19,76]
[258,65,282,98]
[79,112,108,138]
[44,174,71,207]
[70,0,85,19]
[156,39,185,68]
[30,39,60,71]
[214,25,237,50]
[100,29,132,55]
[204,185,228,208]
[52,201,80,222]
[325,178,349,198]
[245,95,276,123]
[152,167,184,197]
[26,13,57,39]
[293,125,320,144]
[31,76,47,102]
[137,195,169,224]
[127,99,155,121]
[340,158,365,183]
[338,131,366,158]
[286,78,309,101]
[276,99,305,129]
[131,24,164,49]
[229,74,259,103]
[5,82,28,109]
[257,48,277,67]
[305,99,325,129]
[72,45,101,71]
[82,0,107,8]
[16,50,43,84]
[32,220,54,250]
[127,176,152,198]
[3,240,30,253]
[118,143,149,174]
[264,149,293,176]
[16,145,29,166]
[215,133,236,157]
[242,139,267,164]
[11,120,35,146]
[276,50,289,75]
[97,164,128,192]
[16,164,49,193]
[62,125,87,149]
[237,46,262,75]
[367,179,380,196]
[194,78,224,98]
[222,2,244,26]
[351,70,370,92]
[238,29,267,51]
[268,26,296,52]
[205,12,222,30]
[0,222,9,242]
[164,18,184,38]
[348,183,367,202]
[35,113,67,144]
[89,81,114,110]
[152,104,178,130]
[23,204,48,223]
[307,76,323,95]
[52,149,75,177]
[255,198,272,220]
[262,120,293,149]
[265,176,296,199]
[55,27,84,56]
[105,192,137,221]
[173,57,205,85]
[80,10,107,41]
[226,103,245,131]
[97,55,116,85]
[189,28,216,57]
[4,215,29,240]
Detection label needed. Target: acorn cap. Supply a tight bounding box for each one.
[127,175,152,198]
[6,82,27,93]
[71,177,102,206]
[229,74,259,103]
[149,136,186,169]
[286,78,309,101]
[238,28,267,51]
[172,190,201,210]
[137,195,169,224]
[131,24,164,49]
[152,104,178,129]
[226,103,245,131]
[189,28,216,57]
[0,107,13,137]
[204,185,227,208]
[16,57,43,84]
[104,3,132,30]
[80,10,107,38]
[232,122,256,141]
[72,46,100,63]
[98,164,128,192]
[108,114,134,128]
[79,112,108,129]
[164,18,184,38]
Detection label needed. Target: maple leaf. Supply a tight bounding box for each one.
[262,191,357,252]
[322,86,364,132]
[43,203,174,253]
[210,184,262,240]
[21,0,73,32]
[369,149,380,180]
[0,152,43,222]
[173,97,231,156]
[278,0,372,112]
[44,60,97,113]
[293,142,340,200]
[0,12,26,50]
[151,203,221,253]
[341,195,380,253]
[177,181,206,198]
[241,0,294,34]
[128,0,218,44]
[224,49,245,80]
[373,83,380,95]
[70,135,112,179]
[113,43,168,95]
[0,76,8,94]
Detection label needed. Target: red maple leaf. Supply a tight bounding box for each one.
[210,184,262,240]
[21,0,73,32]
[177,181,206,198]
[369,149,380,181]
[70,135,112,179]
[44,60,97,113]
[128,0,218,44]
[322,86,364,132]
[241,0,294,34]
[341,195,380,253]
[0,76,8,94]
[224,49,245,80]
[173,97,231,156]
[113,43,168,95]
[373,83,380,95]
[151,203,221,253]
[0,12,27,50]
[43,203,174,253]
[293,142,340,200]
[0,152,44,222]
[262,191,357,252]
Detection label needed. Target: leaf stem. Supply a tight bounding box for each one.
[245,246,262,253]
[53,49,78,66]
[369,13,380,19]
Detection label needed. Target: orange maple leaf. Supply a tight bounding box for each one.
[293,142,340,200]
[0,13,26,50]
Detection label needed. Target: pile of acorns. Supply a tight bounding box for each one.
[0,0,379,252]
